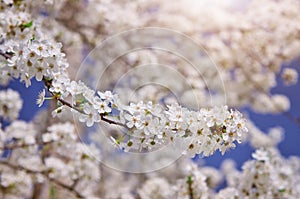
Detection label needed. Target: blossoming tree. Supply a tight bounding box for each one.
[0,0,300,198]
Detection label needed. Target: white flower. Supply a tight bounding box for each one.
[3,0,13,4]
[36,89,46,107]
[124,112,142,129]
[24,135,36,144]
[45,157,70,179]
[216,188,240,199]
[282,68,298,85]
[93,97,112,114]
[252,149,270,162]
[4,120,36,143]
[49,80,65,93]
[34,63,47,81]
[67,81,84,95]
[79,104,101,127]
[0,170,32,198]
[201,136,218,157]
[98,90,114,101]
[20,73,32,87]
[142,116,157,136]
[165,103,185,122]
[82,87,96,103]
[47,42,62,56]
[32,42,49,57]
[125,101,146,114]
[0,89,23,121]
[42,133,53,142]
[23,47,38,65]
[272,94,290,113]
[138,178,174,199]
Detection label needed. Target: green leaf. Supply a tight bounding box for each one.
[19,21,33,31]
[30,36,35,42]
[49,186,57,199]
[186,176,193,184]
[278,188,286,193]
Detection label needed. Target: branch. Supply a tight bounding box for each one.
[0,51,13,59]
[57,95,127,127]
[186,176,194,199]
[43,78,128,128]
[0,140,56,151]
[0,161,84,199]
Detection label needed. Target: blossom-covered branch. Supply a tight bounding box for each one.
[0,1,248,157]
[0,161,84,198]
[0,0,300,198]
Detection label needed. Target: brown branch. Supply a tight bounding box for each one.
[186,176,194,199]
[57,95,127,127]
[0,51,14,59]
[42,78,127,128]
[0,161,84,198]
[32,183,44,199]
[0,142,37,150]
[0,140,56,151]
[100,114,126,127]
[57,98,84,114]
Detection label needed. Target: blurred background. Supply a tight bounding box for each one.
[1,0,300,176]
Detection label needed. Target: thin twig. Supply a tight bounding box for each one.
[0,140,55,151]
[0,51,13,59]
[43,78,127,128]
[186,176,194,199]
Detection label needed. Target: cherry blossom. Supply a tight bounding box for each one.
[0,0,299,198]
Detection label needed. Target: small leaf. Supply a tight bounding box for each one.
[30,36,35,42]
[186,176,193,184]
[49,186,56,199]
[19,21,33,31]
[278,188,286,193]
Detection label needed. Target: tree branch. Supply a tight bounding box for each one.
[0,161,84,199]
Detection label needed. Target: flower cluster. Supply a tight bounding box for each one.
[0,0,299,198]
[0,89,23,121]
[45,71,248,157]
[220,148,300,199]
[0,0,248,159]
[107,148,300,199]
[247,120,284,149]
[174,164,210,199]
[102,0,300,114]
[0,168,32,199]
[282,68,298,86]
[42,123,101,197]
[110,102,248,157]
[0,3,69,87]
[0,121,101,198]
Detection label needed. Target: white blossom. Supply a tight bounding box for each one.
[0,89,23,121]
[79,104,101,127]
[252,149,270,162]
[0,1,299,198]
[36,89,46,107]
